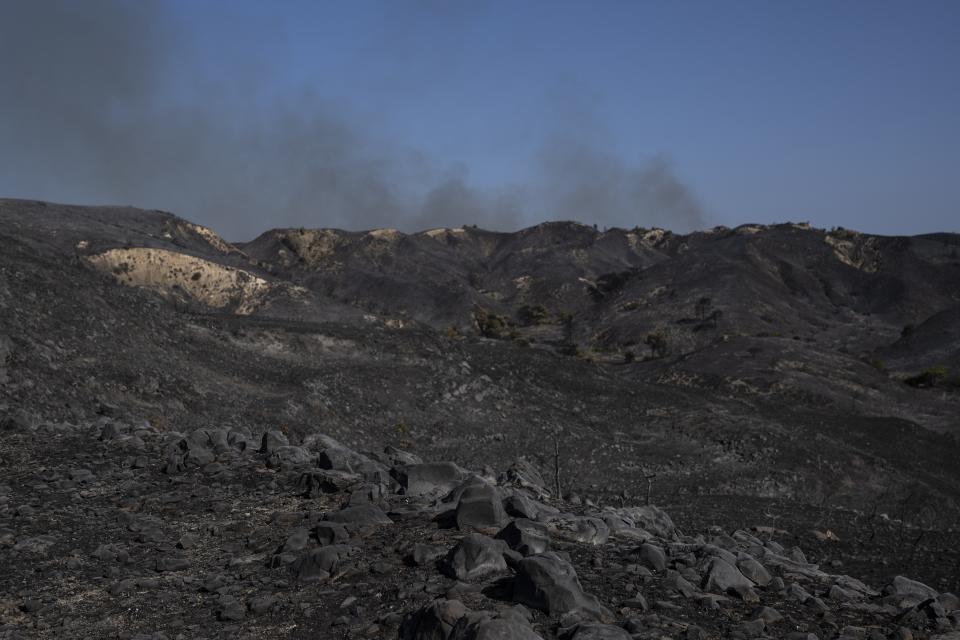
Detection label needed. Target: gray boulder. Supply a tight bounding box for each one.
[317,445,390,481]
[440,533,509,581]
[450,616,544,640]
[559,622,632,639]
[266,445,313,470]
[290,544,351,582]
[496,519,551,556]
[499,458,550,498]
[400,598,469,640]
[503,494,557,521]
[314,521,349,546]
[637,544,667,571]
[395,462,471,497]
[600,505,677,539]
[885,575,940,607]
[702,557,758,602]
[325,503,393,531]
[513,552,613,622]
[736,552,772,586]
[259,430,289,454]
[456,481,508,532]
[297,469,361,497]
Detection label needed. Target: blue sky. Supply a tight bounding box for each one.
[1,0,958,237]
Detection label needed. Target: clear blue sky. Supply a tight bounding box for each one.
[1,0,958,237]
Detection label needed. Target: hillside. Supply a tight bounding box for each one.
[0,198,958,639]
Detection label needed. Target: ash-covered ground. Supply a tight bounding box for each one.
[0,199,958,639]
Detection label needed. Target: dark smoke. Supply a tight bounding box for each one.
[0,1,706,238]
[536,136,706,231]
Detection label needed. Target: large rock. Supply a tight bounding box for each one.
[600,505,677,539]
[637,544,667,571]
[559,622,632,639]
[399,598,469,640]
[503,494,558,521]
[401,600,543,640]
[450,616,544,640]
[499,458,550,498]
[665,570,700,598]
[324,504,393,531]
[702,558,758,602]
[513,552,613,622]
[266,445,313,470]
[290,544,351,582]
[456,481,508,532]
[885,575,940,607]
[297,469,361,497]
[395,462,470,497]
[259,430,289,454]
[496,519,551,556]
[557,517,609,546]
[736,552,772,586]
[440,533,509,581]
[317,444,390,481]
[371,445,423,468]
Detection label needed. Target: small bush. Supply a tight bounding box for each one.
[473,307,510,339]
[644,332,669,359]
[904,365,949,388]
[517,304,549,326]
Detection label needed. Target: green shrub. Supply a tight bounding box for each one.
[517,304,549,326]
[904,365,949,388]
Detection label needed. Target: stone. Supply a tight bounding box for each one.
[297,469,360,497]
[375,445,423,467]
[499,458,550,497]
[732,618,765,638]
[450,616,544,640]
[559,622,632,639]
[750,606,783,624]
[440,533,508,581]
[702,557,758,601]
[736,552,772,586]
[266,445,313,470]
[325,503,393,531]
[513,552,613,622]
[600,505,677,539]
[259,430,289,454]
[496,519,551,556]
[314,521,350,546]
[281,528,310,553]
[886,575,940,606]
[503,494,556,521]
[409,543,445,567]
[664,570,700,598]
[563,517,609,545]
[455,481,507,532]
[637,544,666,571]
[216,595,245,621]
[318,445,389,481]
[155,556,190,572]
[248,595,277,615]
[290,545,351,582]
[399,598,469,640]
[394,462,470,497]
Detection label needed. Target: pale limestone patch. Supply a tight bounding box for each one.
[87,248,291,314]
[824,232,881,272]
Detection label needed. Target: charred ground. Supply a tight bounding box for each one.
[0,199,958,639]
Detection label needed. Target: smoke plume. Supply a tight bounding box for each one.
[0,0,706,238]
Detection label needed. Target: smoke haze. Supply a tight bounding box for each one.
[0,0,707,239]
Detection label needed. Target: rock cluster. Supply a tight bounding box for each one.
[1,416,958,639]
